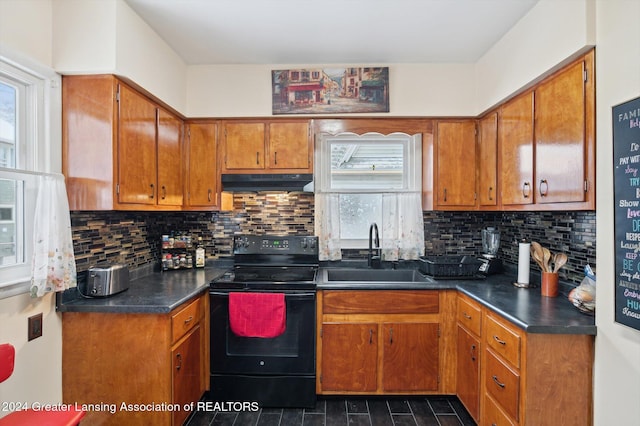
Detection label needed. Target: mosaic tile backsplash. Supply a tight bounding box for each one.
[70,193,596,284]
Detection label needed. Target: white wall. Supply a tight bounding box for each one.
[53,0,187,113]
[186,63,477,118]
[0,0,63,415]
[593,0,640,424]
[0,0,53,66]
[476,0,595,111]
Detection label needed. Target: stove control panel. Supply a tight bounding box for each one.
[233,235,318,255]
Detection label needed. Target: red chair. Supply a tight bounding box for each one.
[0,343,85,426]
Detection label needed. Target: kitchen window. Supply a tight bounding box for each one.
[315,133,424,261]
[0,55,61,298]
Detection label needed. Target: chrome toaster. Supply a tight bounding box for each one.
[81,263,130,297]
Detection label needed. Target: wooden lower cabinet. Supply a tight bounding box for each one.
[480,311,594,425]
[320,322,378,392]
[457,325,480,420]
[62,294,208,426]
[317,290,456,395]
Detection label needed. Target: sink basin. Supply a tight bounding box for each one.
[324,268,430,283]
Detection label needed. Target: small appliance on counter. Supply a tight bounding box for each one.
[478,227,503,275]
[79,263,130,297]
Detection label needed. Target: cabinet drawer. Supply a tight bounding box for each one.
[172,297,201,343]
[485,313,521,368]
[485,351,520,422]
[322,290,439,314]
[483,393,516,426]
[457,296,481,336]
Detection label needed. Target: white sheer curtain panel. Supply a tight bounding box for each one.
[30,174,77,297]
[315,193,342,261]
[381,192,425,260]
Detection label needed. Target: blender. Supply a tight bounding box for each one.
[478,227,503,275]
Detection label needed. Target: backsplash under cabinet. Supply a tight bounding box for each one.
[70,193,595,284]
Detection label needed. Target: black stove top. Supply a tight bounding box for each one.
[210,235,319,291]
[211,265,318,291]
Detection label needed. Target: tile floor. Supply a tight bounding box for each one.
[186,396,476,426]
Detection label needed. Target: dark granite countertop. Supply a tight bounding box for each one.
[317,264,596,336]
[56,266,228,314]
[57,261,595,336]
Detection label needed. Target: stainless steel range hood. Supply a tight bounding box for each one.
[221,174,314,192]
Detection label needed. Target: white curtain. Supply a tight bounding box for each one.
[381,192,425,260]
[30,174,77,297]
[315,193,342,260]
[316,192,424,261]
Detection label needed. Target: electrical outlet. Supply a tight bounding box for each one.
[28,313,43,341]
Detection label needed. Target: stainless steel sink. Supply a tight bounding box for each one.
[324,268,430,283]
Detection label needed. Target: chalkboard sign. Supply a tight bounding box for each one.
[613,95,640,331]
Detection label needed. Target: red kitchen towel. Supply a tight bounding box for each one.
[228,292,286,338]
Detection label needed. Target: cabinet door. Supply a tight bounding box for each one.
[478,113,498,207]
[157,108,183,206]
[382,322,439,392]
[535,59,587,203]
[436,121,477,207]
[186,122,218,208]
[499,92,534,206]
[320,323,378,392]
[224,122,265,170]
[117,83,158,205]
[268,122,311,170]
[172,325,202,426]
[456,326,480,421]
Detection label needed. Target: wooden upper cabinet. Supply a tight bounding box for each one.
[157,108,184,206]
[436,120,477,208]
[478,112,498,207]
[268,122,311,170]
[222,120,312,173]
[63,75,185,211]
[117,84,158,205]
[185,122,219,209]
[499,91,534,206]
[223,122,265,170]
[496,50,595,211]
[63,75,118,210]
[535,54,590,204]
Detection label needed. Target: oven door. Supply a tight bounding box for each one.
[210,291,316,375]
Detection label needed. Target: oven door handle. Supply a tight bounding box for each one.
[210,291,316,299]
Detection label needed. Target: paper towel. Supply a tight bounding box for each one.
[517,242,531,285]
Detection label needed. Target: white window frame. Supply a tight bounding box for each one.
[315,132,422,249]
[0,52,61,299]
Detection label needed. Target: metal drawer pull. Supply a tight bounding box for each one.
[471,344,476,361]
[522,182,531,198]
[493,335,506,345]
[208,189,212,202]
[184,315,193,324]
[463,312,472,320]
[389,328,393,345]
[161,185,166,199]
[149,183,155,199]
[176,353,182,371]
[256,152,260,165]
[492,375,506,388]
[443,188,447,202]
[369,329,373,344]
[274,152,278,165]
[488,186,493,201]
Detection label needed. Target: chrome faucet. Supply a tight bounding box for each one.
[368,223,381,268]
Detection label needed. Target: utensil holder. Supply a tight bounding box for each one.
[541,272,559,297]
